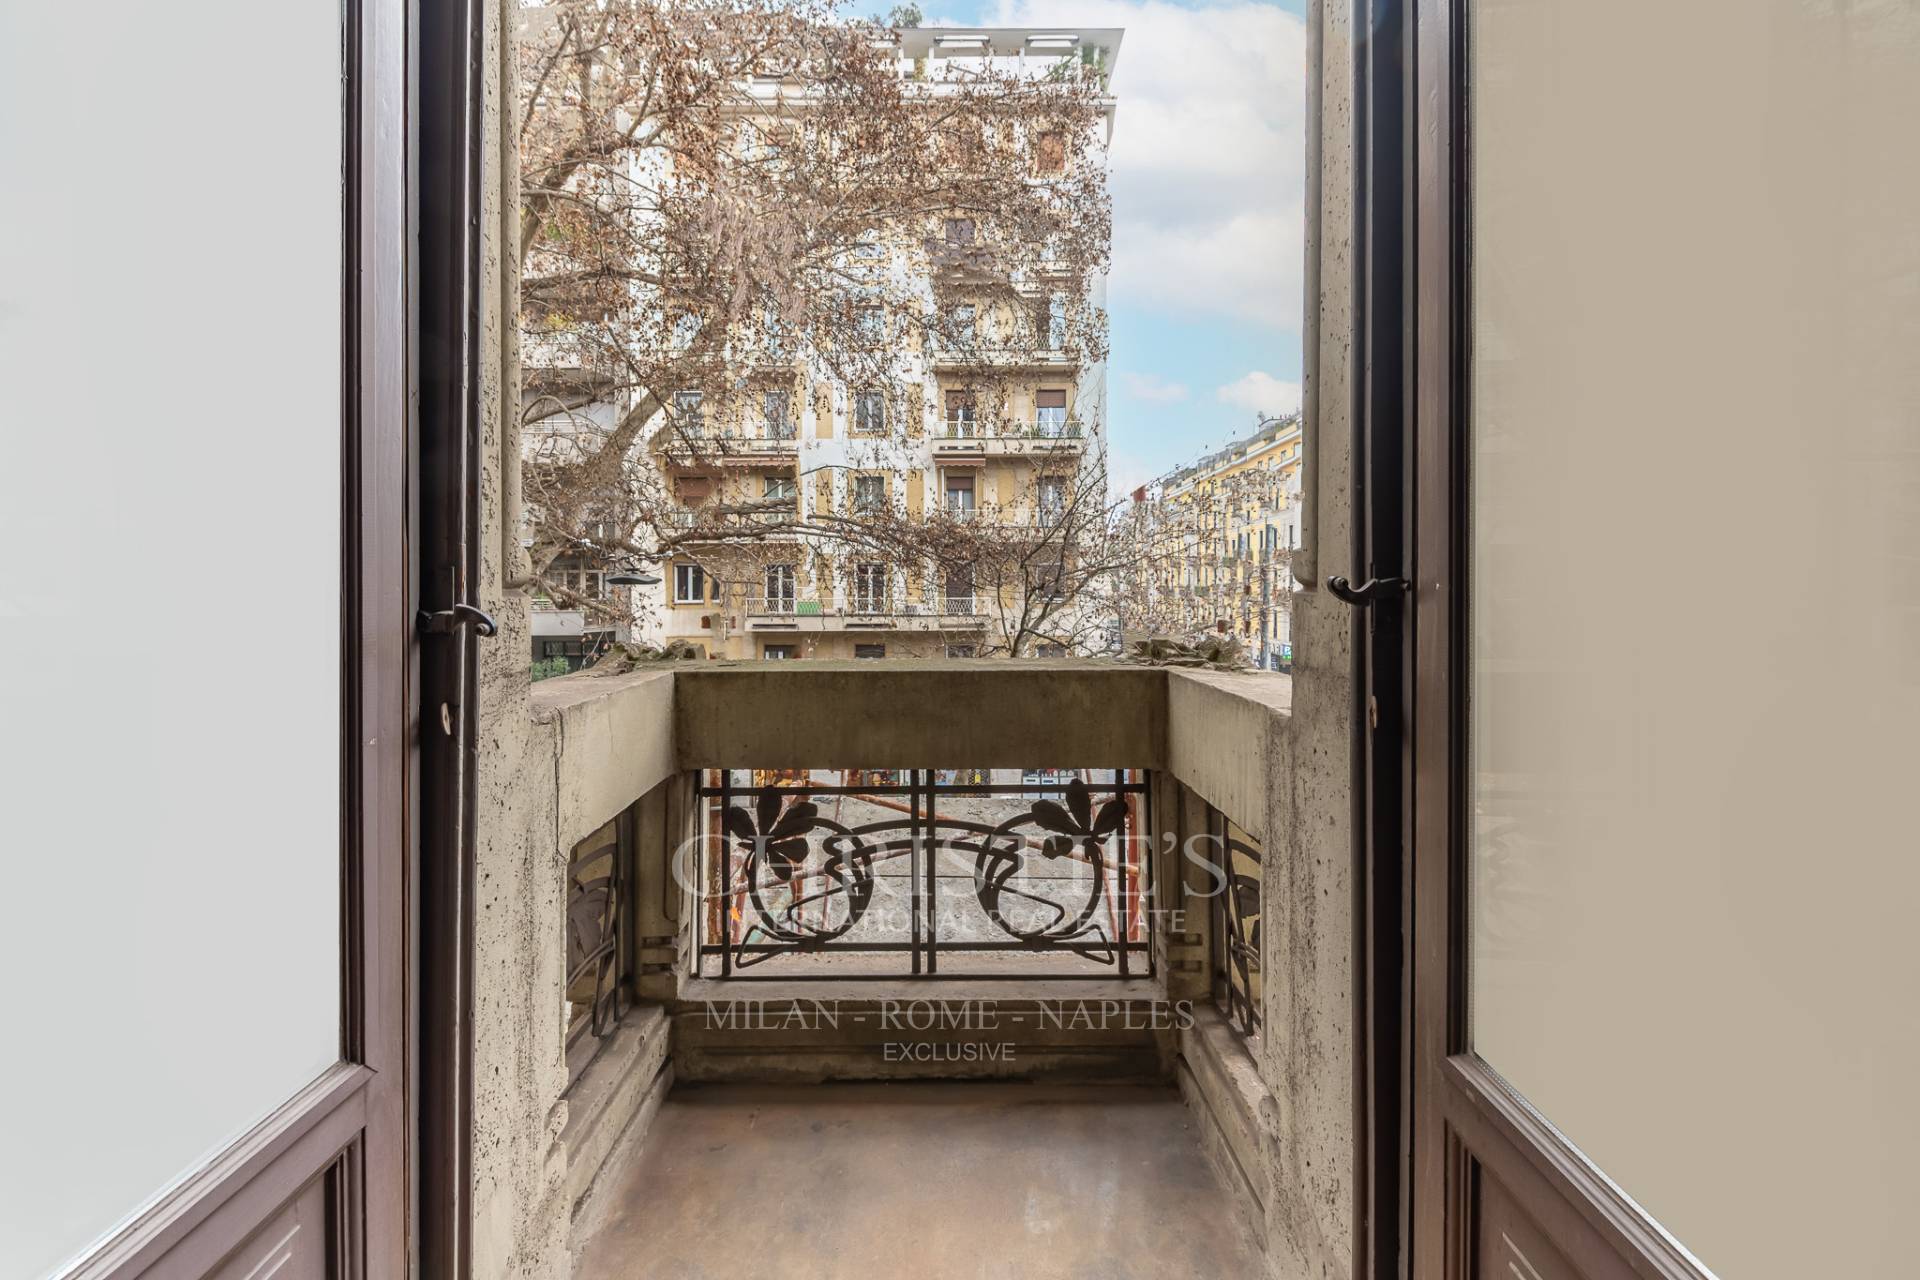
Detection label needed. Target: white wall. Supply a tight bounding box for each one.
[1468,2,1920,1275]
[0,4,344,1275]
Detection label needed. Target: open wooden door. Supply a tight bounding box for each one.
[0,3,414,1277]
[1397,2,1920,1278]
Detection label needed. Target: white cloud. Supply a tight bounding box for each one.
[1103,445,1161,501]
[1216,370,1301,417]
[1119,370,1190,402]
[971,0,1307,332]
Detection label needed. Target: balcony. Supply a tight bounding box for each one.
[933,423,1086,462]
[573,1082,1259,1278]
[656,424,799,467]
[742,597,990,632]
[928,345,1080,373]
[514,661,1309,1279]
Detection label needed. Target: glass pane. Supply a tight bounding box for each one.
[1468,2,1920,1276]
[0,3,343,1273]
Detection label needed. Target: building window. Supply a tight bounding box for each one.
[949,303,976,347]
[675,475,713,507]
[853,643,887,660]
[760,303,787,354]
[1034,131,1065,176]
[1037,476,1067,524]
[1035,389,1068,437]
[762,644,797,660]
[853,562,888,613]
[853,389,886,435]
[673,563,706,605]
[761,389,793,440]
[763,474,796,502]
[944,389,977,437]
[1033,559,1066,601]
[855,305,884,344]
[946,645,977,659]
[673,389,705,433]
[671,312,701,351]
[764,563,796,612]
[944,564,974,611]
[943,217,976,245]
[568,567,606,601]
[1035,642,1067,659]
[546,553,607,603]
[944,473,975,516]
[853,475,886,513]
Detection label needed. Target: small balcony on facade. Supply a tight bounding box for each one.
[889,27,1123,94]
[932,421,1086,463]
[740,595,991,634]
[521,660,1295,1279]
[928,345,1080,373]
[656,423,799,468]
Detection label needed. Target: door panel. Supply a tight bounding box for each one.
[0,3,341,1266]
[1477,1170,1578,1280]
[0,1,412,1275]
[1410,0,1920,1277]
[205,1179,328,1280]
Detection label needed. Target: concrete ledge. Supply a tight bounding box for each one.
[673,660,1169,770]
[1178,1006,1275,1250]
[529,665,1294,821]
[560,1006,672,1218]
[532,669,676,853]
[1167,669,1292,845]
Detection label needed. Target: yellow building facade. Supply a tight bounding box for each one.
[1146,413,1301,669]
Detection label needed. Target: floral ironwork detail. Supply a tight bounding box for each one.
[703,772,1151,976]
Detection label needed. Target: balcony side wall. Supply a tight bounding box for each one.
[1256,1,1359,1274]
[468,1,572,1273]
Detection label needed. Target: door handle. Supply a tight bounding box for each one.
[416,601,498,638]
[1325,575,1409,606]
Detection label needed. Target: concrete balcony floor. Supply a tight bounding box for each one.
[572,1082,1262,1279]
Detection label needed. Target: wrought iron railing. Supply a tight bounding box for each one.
[697,769,1153,979]
[565,811,630,1082]
[1208,807,1262,1038]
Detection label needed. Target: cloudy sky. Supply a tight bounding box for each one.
[925,0,1308,493]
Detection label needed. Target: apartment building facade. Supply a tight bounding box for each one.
[640,27,1121,661]
[1140,413,1302,668]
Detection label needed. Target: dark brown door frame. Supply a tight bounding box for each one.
[1399,2,1714,1277]
[1350,1,1415,1277]
[62,2,414,1276]
[416,0,489,1276]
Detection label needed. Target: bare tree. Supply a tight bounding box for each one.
[514,0,1114,624]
